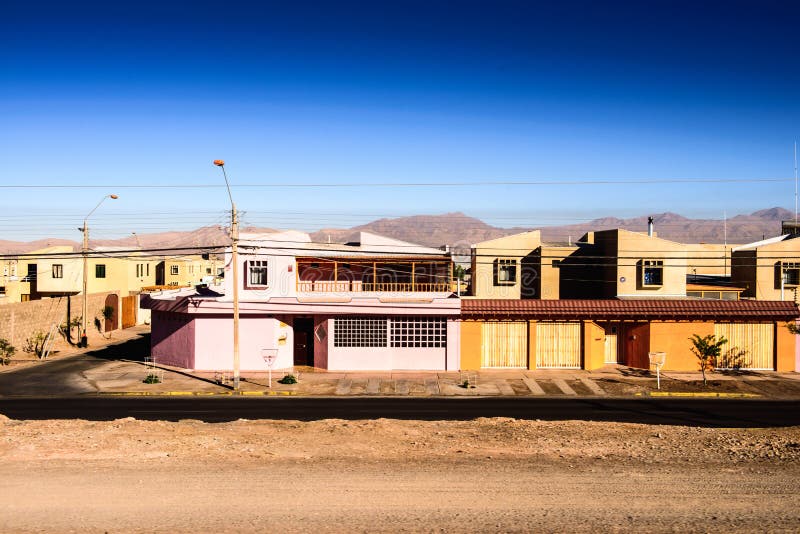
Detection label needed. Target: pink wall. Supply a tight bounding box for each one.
[193,315,294,371]
[326,346,447,371]
[151,310,195,369]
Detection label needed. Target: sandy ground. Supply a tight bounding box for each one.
[1,415,800,532]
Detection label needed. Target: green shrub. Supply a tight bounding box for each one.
[0,338,15,365]
[278,374,298,384]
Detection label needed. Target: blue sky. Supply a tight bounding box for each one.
[1,1,798,241]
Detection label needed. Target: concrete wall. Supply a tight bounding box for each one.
[0,291,120,352]
[648,321,714,371]
[150,310,196,368]
[614,230,687,298]
[685,243,738,277]
[776,321,796,372]
[459,320,482,370]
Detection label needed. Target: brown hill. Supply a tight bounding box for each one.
[0,209,793,254]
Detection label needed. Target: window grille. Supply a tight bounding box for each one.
[95,264,106,278]
[333,317,387,347]
[170,265,179,275]
[390,317,447,348]
[52,264,63,279]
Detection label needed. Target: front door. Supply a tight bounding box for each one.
[603,323,619,364]
[293,318,315,366]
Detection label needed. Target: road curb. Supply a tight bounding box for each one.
[636,391,762,398]
[96,390,297,397]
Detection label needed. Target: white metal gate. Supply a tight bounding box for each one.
[481,321,528,368]
[714,323,774,370]
[535,322,581,369]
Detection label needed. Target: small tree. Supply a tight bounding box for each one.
[0,338,15,365]
[22,331,47,360]
[688,334,727,385]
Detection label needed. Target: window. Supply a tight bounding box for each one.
[782,262,800,286]
[333,317,447,348]
[641,260,663,287]
[334,317,388,347]
[146,264,150,276]
[95,264,106,278]
[389,317,446,348]
[206,268,212,274]
[52,264,63,278]
[494,259,517,285]
[0,286,5,296]
[170,265,179,275]
[136,264,142,277]
[248,260,269,286]
[21,294,30,302]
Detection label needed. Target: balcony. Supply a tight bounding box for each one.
[296,258,455,294]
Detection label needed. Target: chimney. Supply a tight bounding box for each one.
[647,216,654,237]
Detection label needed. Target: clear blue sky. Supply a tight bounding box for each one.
[1,0,798,241]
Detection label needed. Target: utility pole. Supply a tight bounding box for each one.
[214,160,240,390]
[80,194,118,347]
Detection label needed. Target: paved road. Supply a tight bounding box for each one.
[1,396,799,427]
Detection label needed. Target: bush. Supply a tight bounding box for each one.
[22,331,47,359]
[689,334,727,385]
[278,374,298,384]
[143,374,161,384]
[0,338,15,365]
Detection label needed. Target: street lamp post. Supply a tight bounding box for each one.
[214,160,241,390]
[80,194,118,347]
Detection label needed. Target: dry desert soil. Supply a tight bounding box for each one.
[1,415,799,533]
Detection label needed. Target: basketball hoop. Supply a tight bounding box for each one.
[648,351,666,390]
[262,348,278,388]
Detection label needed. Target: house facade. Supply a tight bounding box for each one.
[732,235,800,301]
[144,231,461,372]
[461,299,798,372]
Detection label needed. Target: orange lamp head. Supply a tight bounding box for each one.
[213,159,225,167]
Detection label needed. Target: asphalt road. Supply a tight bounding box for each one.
[1,396,799,427]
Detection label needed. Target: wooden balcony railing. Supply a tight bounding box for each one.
[297,280,455,293]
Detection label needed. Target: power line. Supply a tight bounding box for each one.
[0,177,792,190]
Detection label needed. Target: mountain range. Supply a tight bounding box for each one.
[0,207,795,254]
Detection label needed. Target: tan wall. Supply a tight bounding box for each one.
[685,243,737,277]
[732,239,800,301]
[649,322,714,371]
[0,291,120,353]
[536,246,574,300]
[776,322,796,372]
[470,231,541,299]
[165,257,210,286]
[615,230,687,298]
[459,320,482,370]
[583,321,606,370]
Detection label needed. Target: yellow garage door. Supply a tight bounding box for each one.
[714,323,774,370]
[536,322,581,369]
[481,321,528,368]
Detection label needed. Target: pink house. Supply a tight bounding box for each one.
[142,231,461,372]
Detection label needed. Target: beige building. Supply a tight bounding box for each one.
[559,229,688,299]
[731,234,800,301]
[469,231,542,299]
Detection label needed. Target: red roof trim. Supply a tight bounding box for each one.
[461,299,800,320]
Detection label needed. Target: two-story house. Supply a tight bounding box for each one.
[143,231,461,372]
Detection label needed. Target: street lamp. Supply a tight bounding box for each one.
[80,194,118,347]
[214,159,241,390]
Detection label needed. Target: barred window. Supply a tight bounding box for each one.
[390,317,447,348]
[334,317,387,347]
[248,260,269,286]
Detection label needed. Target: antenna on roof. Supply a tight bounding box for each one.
[794,140,798,223]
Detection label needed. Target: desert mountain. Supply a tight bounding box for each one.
[0,208,794,254]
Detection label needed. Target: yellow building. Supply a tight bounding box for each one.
[469,231,542,299]
[732,235,800,301]
[560,229,688,299]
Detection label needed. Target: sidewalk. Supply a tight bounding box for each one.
[1,328,799,398]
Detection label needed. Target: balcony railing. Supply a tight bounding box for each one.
[297,280,455,293]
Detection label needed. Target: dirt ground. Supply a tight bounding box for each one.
[2,415,799,532]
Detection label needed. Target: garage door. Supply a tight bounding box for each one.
[535,322,581,369]
[481,321,528,368]
[714,323,774,370]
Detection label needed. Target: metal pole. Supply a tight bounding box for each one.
[82,219,88,346]
[215,160,240,390]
